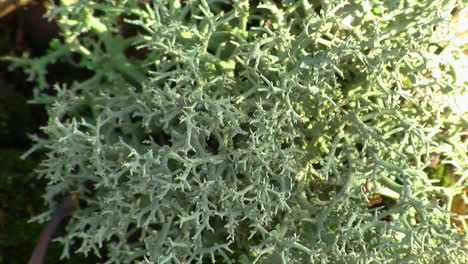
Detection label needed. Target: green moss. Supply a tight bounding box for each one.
[0,149,41,264]
[0,82,31,144]
[425,163,456,187]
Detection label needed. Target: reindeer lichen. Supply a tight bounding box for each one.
[10,0,467,263]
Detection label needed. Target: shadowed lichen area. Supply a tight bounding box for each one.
[6,0,467,263]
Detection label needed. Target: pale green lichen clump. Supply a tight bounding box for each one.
[12,0,467,263]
